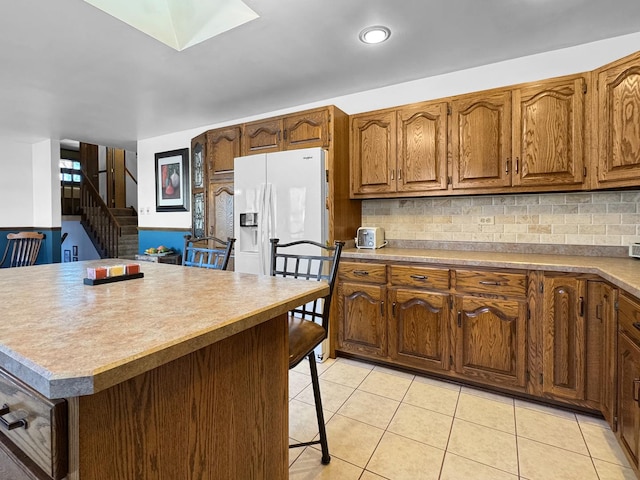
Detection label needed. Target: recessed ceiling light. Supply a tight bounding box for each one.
[359,26,391,45]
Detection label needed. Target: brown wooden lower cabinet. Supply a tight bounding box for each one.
[337,281,388,358]
[336,261,611,408]
[617,293,640,470]
[388,288,450,373]
[618,332,640,468]
[453,295,527,392]
[541,275,587,401]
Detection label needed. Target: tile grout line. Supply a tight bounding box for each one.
[437,382,462,480]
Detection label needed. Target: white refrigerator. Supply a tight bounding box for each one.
[233,147,330,360]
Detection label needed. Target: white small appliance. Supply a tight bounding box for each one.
[356,227,386,249]
[630,243,640,259]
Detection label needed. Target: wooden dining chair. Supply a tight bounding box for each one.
[0,232,44,268]
[269,238,344,465]
[182,235,235,270]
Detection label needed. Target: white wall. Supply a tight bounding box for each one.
[32,139,61,228]
[0,139,34,227]
[136,32,640,230]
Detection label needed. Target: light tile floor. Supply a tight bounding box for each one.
[288,357,637,480]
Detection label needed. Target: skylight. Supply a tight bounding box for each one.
[83,0,259,51]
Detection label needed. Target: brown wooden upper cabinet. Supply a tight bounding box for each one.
[512,76,586,188]
[451,90,512,190]
[596,51,640,188]
[206,126,242,173]
[242,108,331,155]
[452,75,587,191]
[283,109,330,150]
[350,110,397,196]
[350,100,448,197]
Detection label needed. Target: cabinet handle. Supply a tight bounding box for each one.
[392,302,396,317]
[595,304,602,321]
[398,169,402,180]
[579,297,584,317]
[633,322,640,331]
[505,159,511,174]
[380,301,385,316]
[457,311,462,328]
[515,157,519,174]
[479,281,501,286]
[634,380,640,403]
[410,275,428,281]
[390,169,395,180]
[0,404,28,431]
[353,270,369,276]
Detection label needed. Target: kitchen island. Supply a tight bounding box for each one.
[0,260,328,479]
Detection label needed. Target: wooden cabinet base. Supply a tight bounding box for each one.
[66,315,288,480]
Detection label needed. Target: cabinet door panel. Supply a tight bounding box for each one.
[207,126,241,173]
[207,178,234,269]
[350,112,396,195]
[243,119,283,155]
[338,282,387,357]
[388,289,449,372]
[451,91,512,190]
[454,296,527,390]
[590,281,617,427]
[397,102,448,192]
[618,333,640,467]
[597,53,640,187]
[542,277,586,400]
[512,76,586,187]
[283,110,329,149]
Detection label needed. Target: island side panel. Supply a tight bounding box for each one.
[69,314,288,479]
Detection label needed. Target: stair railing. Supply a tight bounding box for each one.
[79,172,121,258]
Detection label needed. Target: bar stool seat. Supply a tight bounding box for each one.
[288,317,326,367]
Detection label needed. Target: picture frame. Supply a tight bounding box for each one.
[155,148,190,212]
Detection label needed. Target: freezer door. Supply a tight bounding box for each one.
[233,153,267,274]
[266,147,327,247]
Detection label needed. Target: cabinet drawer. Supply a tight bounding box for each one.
[339,262,387,283]
[619,293,640,345]
[455,270,527,297]
[390,265,450,290]
[0,369,67,480]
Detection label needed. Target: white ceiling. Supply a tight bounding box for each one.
[3,0,640,152]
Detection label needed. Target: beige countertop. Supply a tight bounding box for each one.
[343,247,640,298]
[0,260,327,399]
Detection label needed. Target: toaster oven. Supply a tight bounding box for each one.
[356,227,386,249]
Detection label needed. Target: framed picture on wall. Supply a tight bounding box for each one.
[155,148,190,212]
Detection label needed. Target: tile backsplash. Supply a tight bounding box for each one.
[361,190,640,247]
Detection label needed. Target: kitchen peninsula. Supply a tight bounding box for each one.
[0,261,328,479]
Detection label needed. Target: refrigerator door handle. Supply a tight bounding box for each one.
[267,183,276,241]
[257,183,267,275]
[264,183,275,275]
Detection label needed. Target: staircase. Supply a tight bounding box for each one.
[110,208,139,258]
[79,174,139,259]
